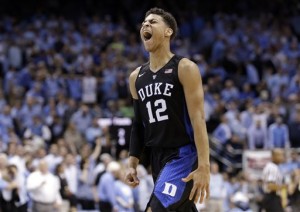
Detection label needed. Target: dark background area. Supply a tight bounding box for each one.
[0,0,299,22]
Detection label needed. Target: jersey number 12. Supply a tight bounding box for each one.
[146,99,168,123]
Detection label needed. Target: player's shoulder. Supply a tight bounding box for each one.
[178,57,198,71]
[129,66,142,83]
[177,57,200,80]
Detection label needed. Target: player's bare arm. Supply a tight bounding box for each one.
[125,67,142,188]
[179,58,210,204]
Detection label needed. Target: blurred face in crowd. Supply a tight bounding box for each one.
[37,148,47,158]
[16,145,25,157]
[59,146,68,158]
[26,96,35,107]
[210,162,219,174]
[80,144,91,159]
[255,120,262,128]
[39,160,49,174]
[81,105,89,114]
[2,105,11,115]
[92,118,99,127]
[272,149,285,164]
[275,117,283,125]
[291,151,299,162]
[65,154,75,166]
[50,144,58,155]
[56,164,65,174]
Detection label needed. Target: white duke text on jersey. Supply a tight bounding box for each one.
[138,82,174,101]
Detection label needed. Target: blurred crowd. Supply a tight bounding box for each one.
[0,3,300,211]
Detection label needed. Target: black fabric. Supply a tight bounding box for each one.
[150,146,179,182]
[99,201,113,212]
[78,199,95,210]
[135,55,194,149]
[129,99,145,158]
[147,193,198,212]
[261,192,284,212]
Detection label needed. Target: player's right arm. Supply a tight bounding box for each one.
[125,67,143,187]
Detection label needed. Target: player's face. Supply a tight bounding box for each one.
[140,14,171,52]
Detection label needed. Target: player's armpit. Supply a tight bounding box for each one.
[129,67,141,100]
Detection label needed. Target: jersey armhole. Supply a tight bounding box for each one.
[134,61,149,85]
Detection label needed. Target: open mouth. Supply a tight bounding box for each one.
[143,31,152,41]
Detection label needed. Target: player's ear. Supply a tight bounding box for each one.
[165,28,173,38]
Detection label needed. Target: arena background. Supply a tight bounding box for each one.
[0,0,300,211]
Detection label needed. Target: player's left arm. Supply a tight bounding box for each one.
[179,58,210,204]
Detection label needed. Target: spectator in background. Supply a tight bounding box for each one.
[288,111,300,148]
[98,125,112,155]
[114,168,135,212]
[252,104,269,130]
[7,40,22,69]
[26,160,62,212]
[64,122,84,154]
[134,165,153,212]
[76,139,101,210]
[0,155,20,212]
[268,116,290,149]
[279,150,299,183]
[55,163,77,212]
[44,144,62,173]
[85,118,102,145]
[213,115,232,145]
[206,161,225,212]
[66,72,82,102]
[23,115,52,146]
[64,154,78,200]
[6,164,28,212]
[97,161,119,212]
[82,70,97,105]
[221,80,239,101]
[70,104,93,135]
[240,104,254,129]
[247,120,268,150]
[229,192,252,212]
[18,96,42,131]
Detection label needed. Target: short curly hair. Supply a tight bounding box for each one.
[145,7,178,40]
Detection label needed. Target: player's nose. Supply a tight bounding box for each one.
[142,22,150,28]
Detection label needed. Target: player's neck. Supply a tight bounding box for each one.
[149,48,174,72]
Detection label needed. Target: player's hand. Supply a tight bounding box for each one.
[125,167,140,188]
[182,166,210,204]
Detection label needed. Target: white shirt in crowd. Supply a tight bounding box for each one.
[8,155,26,176]
[64,165,78,194]
[26,170,62,204]
[44,154,63,173]
[210,173,226,199]
[82,75,97,104]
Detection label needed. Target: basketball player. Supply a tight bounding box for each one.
[125,8,210,211]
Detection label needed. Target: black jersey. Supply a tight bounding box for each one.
[135,55,194,148]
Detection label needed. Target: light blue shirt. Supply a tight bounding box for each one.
[114,180,134,212]
[98,172,116,205]
[0,178,8,190]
